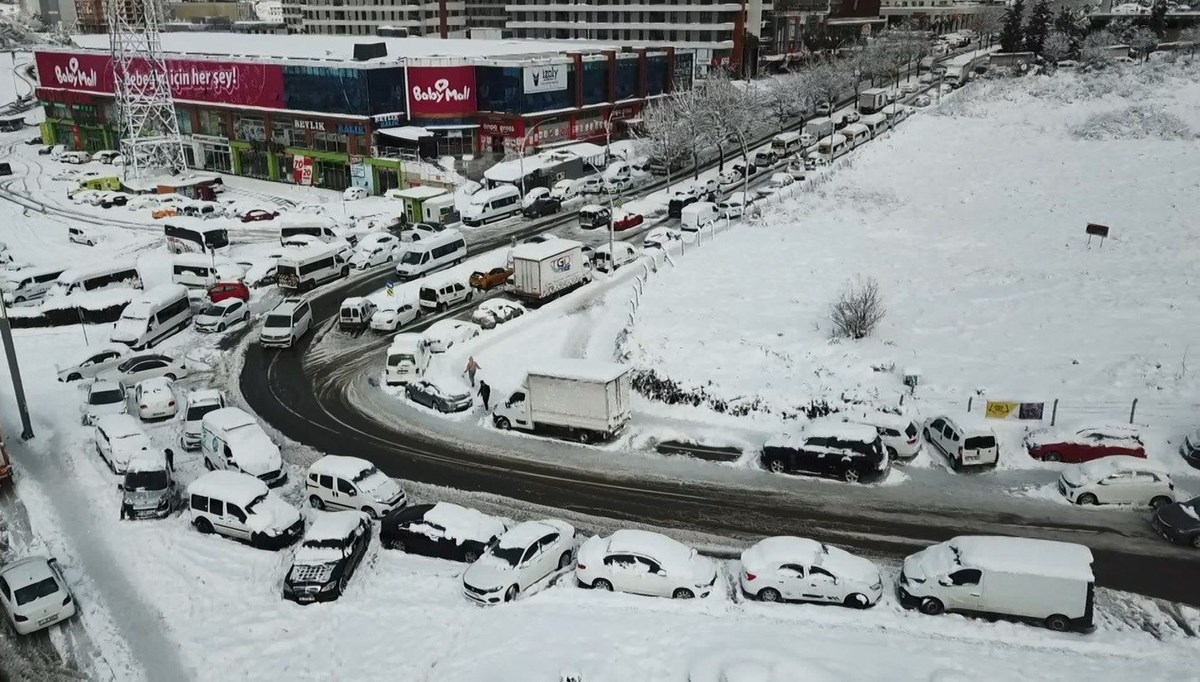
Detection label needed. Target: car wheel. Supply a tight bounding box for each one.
[495,416,511,430]
[504,585,519,602]
[309,495,325,510]
[1149,496,1172,510]
[1044,451,1062,462]
[950,455,961,471]
[843,469,860,484]
[203,458,215,471]
[194,517,213,534]
[388,538,406,552]
[576,430,593,444]
[462,549,480,563]
[558,551,573,570]
[918,597,944,615]
[217,323,226,332]
[1044,614,1071,632]
[672,588,695,600]
[757,587,781,602]
[844,593,871,609]
[767,459,786,474]
[66,372,82,382]
[1191,535,1200,549]
[592,578,613,591]
[1077,493,1098,506]
[164,373,176,381]
[13,296,24,304]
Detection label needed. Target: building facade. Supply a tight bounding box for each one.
[281,0,467,36]
[879,0,993,32]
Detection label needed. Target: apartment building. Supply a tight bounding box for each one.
[281,0,467,36]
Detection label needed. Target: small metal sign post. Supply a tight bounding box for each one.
[1086,223,1110,248]
[385,280,396,297]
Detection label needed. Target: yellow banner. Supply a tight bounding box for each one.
[985,401,1019,419]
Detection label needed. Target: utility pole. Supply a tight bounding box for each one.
[0,295,34,439]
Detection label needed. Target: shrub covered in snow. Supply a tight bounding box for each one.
[1070,105,1196,141]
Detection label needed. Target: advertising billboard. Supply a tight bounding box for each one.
[406,65,476,118]
[34,51,286,109]
[523,64,568,94]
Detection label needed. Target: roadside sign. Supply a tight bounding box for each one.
[386,280,396,296]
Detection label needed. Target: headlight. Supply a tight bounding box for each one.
[319,581,339,592]
[157,497,170,509]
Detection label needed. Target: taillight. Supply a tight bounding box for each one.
[13,614,27,622]
[62,594,72,605]
[168,401,175,407]
[744,572,756,581]
[139,404,148,409]
[576,563,586,570]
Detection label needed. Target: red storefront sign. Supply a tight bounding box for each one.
[406,65,476,118]
[478,118,524,138]
[292,155,314,186]
[34,51,286,109]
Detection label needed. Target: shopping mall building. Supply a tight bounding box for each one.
[33,34,694,194]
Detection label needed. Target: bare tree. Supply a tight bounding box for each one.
[807,61,853,117]
[1080,29,1120,66]
[763,73,808,134]
[637,96,691,196]
[1180,26,1200,56]
[671,86,718,180]
[703,73,767,205]
[829,276,887,340]
[968,8,1005,51]
[1125,26,1159,61]
[1042,31,1073,65]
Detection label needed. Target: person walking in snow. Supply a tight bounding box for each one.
[464,356,481,387]
[478,380,491,411]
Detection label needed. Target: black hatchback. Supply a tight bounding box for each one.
[380,502,506,562]
[760,421,888,484]
[282,511,371,604]
[522,196,561,219]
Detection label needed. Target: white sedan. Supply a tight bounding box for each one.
[82,379,127,425]
[462,519,576,604]
[103,353,188,388]
[576,529,717,599]
[739,536,883,608]
[470,299,526,330]
[717,194,750,219]
[94,414,152,474]
[193,298,249,333]
[56,344,129,383]
[134,377,177,421]
[349,233,400,269]
[422,320,481,354]
[369,303,420,332]
[643,227,683,250]
[0,557,77,635]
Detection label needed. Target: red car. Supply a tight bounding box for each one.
[1024,425,1146,463]
[613,210,645,232]
[208,280,250,303]
[241,209,279,223]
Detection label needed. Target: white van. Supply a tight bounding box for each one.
[842,123,871,148]
[259,297,313,349]
[338,297,377,332]
[187,471,303,549]
[549,178,585,202]
[899,535,1095,632]
[305,455,407,519]
[109,284,193,350]
[59,150,90,164]
[276,242,349,292]
[680,201,719,234]
[171,253,245,289]
[418,280,472,312]
[384,333,429,386]
[770,131,804,157]
[1,266,66,304]
[924,415,999,470]
[69,226,97,246]
[817,134,848,158]
[200,407,286,488]
[462,185,521,227]
[278,218,345,247]
[52,263,142,297]
[394,229,467,281]
[593,242,637,273]
[859,113,889,138]
[803,117,834,140]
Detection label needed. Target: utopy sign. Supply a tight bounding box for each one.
[523,64,567,94]
[406,65,476,117]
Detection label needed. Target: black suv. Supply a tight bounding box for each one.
[381,502,506,562]
[760,422,888,484]
[283,512,371,604]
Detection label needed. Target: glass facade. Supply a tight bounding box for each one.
[364,67,407,116]
[615,58,638,100]
[283,66,368,116]
[582,60,608,106]
[477,66,573,115]
[646,56,668,97]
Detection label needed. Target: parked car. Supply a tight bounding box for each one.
[207,280,249,304]
[134,376,177,421]
[900,81,920,94]
[576,529,717,599]
[193,298,249,333]
[522,195,562,219]
[764,172,794,193]
[521,186,551,209]
[82,379,127,425]
[612,210,645,232]
[380,501,506,561]
[717,194,748,219]
[760,420,889,483]
[0,557,77,635]
[422,319,481,354]
[469,267,513,291]
[57,344,128,383]
[1151,496,1200,548]
[241,209,279,223]
[343,186,368,201]
[186,470,303,549]
[118,447,177,520]
[913,95,932,107]
[1181,428,1200,468]
[282,511,372,604]
[923,416,998,470]
[471,299,526,329]
[180,389,225,451]
[305,455,407,518]
[348,233,399,269]
[1058,456,1175,508]
[462,519,577,604]
[642,227,683,250]
[739,536,883,608]
[93,414,152,474]
[405,380,473,413]
[369,303,419,332]
[1025,425,1145,463]
[103,352,188,388]
[259,297,313,349]
[841,411,922,460]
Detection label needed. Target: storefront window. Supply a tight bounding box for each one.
[271,121,292,147]
[239,149,270,179]
[434,131,474,158]
[202,145,232,172]
[582,60,608,106]
[313,131,349,153]
[375,167,400,193]
[276,153,295,183]
[235,115,267,142]
[314,160,349,190]
[283,66,367,115]
[477,66,573,115]
[198,110,228,137]
[176,108,192,135]
[49,103,68,120]
[615,57,638,100]
[646,55,668,96]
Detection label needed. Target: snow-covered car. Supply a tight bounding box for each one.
[786,158,807,181]
[815,101,832,115]
[521,186,550,209]
[343,186,368,201]
[58,344,128,383]
[282,511,371,604]
[470,299,526,329]
[405,379,473,413]
[349,233,399,269]
[200,407,286,488]
[462,519,577,604]
[94,414,152,473]
[1182,428,1200,468]
[919,72,934,84]
[913,95,932,107]
[82,379,127,425]
[923,415,998,469]
[576,529,717,599]
[717,194,749,219]
[1025,425,1145,464]
[1058,456,1175,508]
[612,209,645,232]
[103,352,188,388]
[422,319,481,354]
[241,208,279,223]
[885,90,899,103]
[186,470,304,550]
[900,81,920,94]
[193,298,249,333]
[0,557,77,635]
[798,132,815,147]
[399,222,447,243]
[839,110,861,126]
[369,303,419,332]
[133,376,177,421]
[739,536,883,608]
[380,501,506,561]
[718,168,743,186]
[642,227,683,250]
[603,176,634,194]
[765,172,794,192]
[118,447,177,520]
[181,389,225,450]
[305,455,407,518]
[1152,496,1200,547]
[841,411,922,460]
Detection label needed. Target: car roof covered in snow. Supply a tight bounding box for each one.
[277,242,343,263]
[423,502,506,543]
[186,389,223,406]
[934,413,995,434]
[844,410,915,430]
[498,519,572,549]
[125,447,169,473]
[0,556,57,587]
[741,536,824,573]
[202,407,257,432]
[123,284,188,313]
[90,379,122,393]
[425,319,479,336]
[304,510,367,542]
[388,333,423,351]
[95,413,147,439]
[187,470,268,505]
[949,536,1094,581]
[1074,425,1142,441]
[528,359,629,384]
[137,376,173,392]
[1077,455,1168,479]
[308,455,372,480]
[605,529,695,574]
[804,419,878,443]
[511,238,582,262]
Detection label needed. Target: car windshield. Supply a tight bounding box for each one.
[90,388,123,405]
[490,545,524,566]
[126,470,168,491]
[201,305,226,316]
[352,466,381,484]
[388,354,415,366]
[264,314,292,328]
[186,402,221,422]
[400,251,423,265]
[246,493,268,513]
[14,576,59,606]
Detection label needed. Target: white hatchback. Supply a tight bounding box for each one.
[94,414,152,474]
[0,557,77,635]
[305,455,407,518]
[739,536,883,608]
[1058,456,1176,508]
[422,320,481,354]
[576,529,717,600]
[193,298,249,333]
[82,379,126,425]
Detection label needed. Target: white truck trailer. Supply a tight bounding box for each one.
[509,238,589,303]
[491,360,631,443]
[857,88,889,114]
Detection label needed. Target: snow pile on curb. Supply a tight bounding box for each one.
[1070,105,1195,141]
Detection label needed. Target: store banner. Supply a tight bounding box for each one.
[523,64,567,94]
[985,401,1045,420]
[349,154,372,193]
[406,65,476,117]
[479,119,524,138]
[292,155,313,186]
[34,51,286,109]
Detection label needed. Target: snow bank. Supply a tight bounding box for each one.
[1070,105,1195,141]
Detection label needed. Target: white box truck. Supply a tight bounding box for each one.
[803,117,834,140]
[898,535,1095,632]
[509,239,589,302]
[858,88,889,114]
[491,360,631,443]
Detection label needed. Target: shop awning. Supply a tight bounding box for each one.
[377,126,433,142]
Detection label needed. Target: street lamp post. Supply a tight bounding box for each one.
[0,294,34,439]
